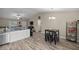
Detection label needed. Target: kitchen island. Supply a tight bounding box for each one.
[0,29,30,45]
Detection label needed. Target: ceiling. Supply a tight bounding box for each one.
[0,8,79,20]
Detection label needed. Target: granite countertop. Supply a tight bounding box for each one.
[0,29,29,34]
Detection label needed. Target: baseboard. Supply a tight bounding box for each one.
[60,36,66,39]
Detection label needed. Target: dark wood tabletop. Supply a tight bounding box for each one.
[45,29,59,32]
[45,29,59,42]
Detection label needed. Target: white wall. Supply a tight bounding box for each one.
[29,11,79,39]
[0,18,9,26]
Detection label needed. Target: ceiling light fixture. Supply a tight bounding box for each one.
[16,14,21,20]
[49,16,56,20]
[51,16,56,19]
[49,16,51,19]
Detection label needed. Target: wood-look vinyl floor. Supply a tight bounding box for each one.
[0,32,79,50]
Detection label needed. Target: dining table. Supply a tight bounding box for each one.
[45,29,59,44]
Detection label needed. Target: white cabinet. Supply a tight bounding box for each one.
[0,29,30,45]
[0,33,9,45]
[9,29,30,42]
